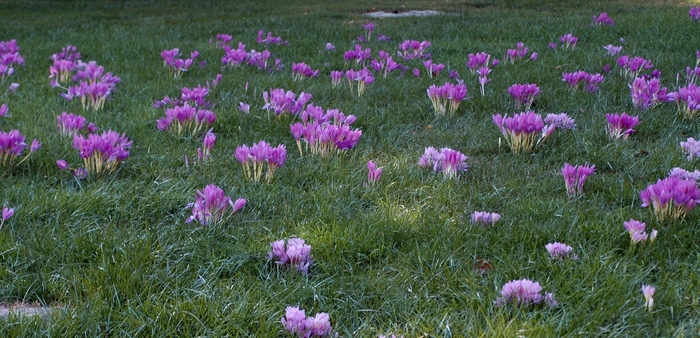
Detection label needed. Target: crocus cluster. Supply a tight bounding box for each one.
[561,163,595,197]
[185,129,216,166]
[507,83,539,110]
[423,60,445,78]
[559,34,578,50]
[280,306,331,337]
[72,130,131,177]
[681,137,700,161]
[641,285,655,311]
[0,40,24,81]
[504,42,533,63]
[630,77,674,110]
[0,205,13,228]
[161,48,199,78]
[545,242,578,260]
[470,211,500,226]
[0,129,40,167]
[617,55,653,80]
[156,104,216,137]
[673,83,700,118]
[268,238,314,275]
[221,42,280,71]
[49,45,80,86]
[345,68,375,97]
[212,33,233,48]
[426,82,468,116]
[639,176,700,221]
[397,40,431,60]
[257,30,286,45]
[262,88,312,116]
[691,7,700,21]
[562,71,604,93]
[668,167,700,181]
[56,59,120,111]
[185,184,245,226]
[235,140,286,182]
[343,44,372,65]
[362,22,374,41]
[623,219,657,246]
[543,113,576,130]
[289,104,362,157]
[418,146,468,179]
[291,62,319,80]
[592,12,615,26]
[494,279,557,308]
[605,112,639,140]
[366,160,382,186]
[604,44,622,56]
[57,112,97,137]
[369,51,402,78]
[493,112,555,153]
[466,52,492,73]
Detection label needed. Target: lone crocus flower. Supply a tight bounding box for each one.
[545,242,578,260]
[185,184,245,225]
[507,83,539,110]
[493,112,555,153]
[641,285,655,311]
[423,60,445,78]
[639,176,700,221]
[237,102,250,114]
[561,163,595,196]
[366,160,382,186]
[281,306,332,337]
[268,238,314,274]
[470,211,500,226]
[1,205,13,228]
[477,66,491,96]
[606,112,639,140]
[494,279,557,308]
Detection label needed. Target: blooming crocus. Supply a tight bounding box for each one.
[639,176,700,221]
[56,159,69,170]
[7,83,18,92]
[397,40,431,60]
[545,242,578,260]
[72,130,132,176]
[690,7,700,21]
[0,103,7,118]
[291,62,319,80]
[559,34,578,50]
[476,66,491,96]
[237,102,250,114]
[363,22,374,41]
[544,113,576,130]
[604,45,622,56]
[507,83,539,110]
[470,211,500,226]
[257,30,285,45]
[466,52,491,73]
[235,140,286,182]
[673,83,700,118]
[641,285,655,311]
[268,238,314,274]
[325,43,335,51]
[185,184,245,225]
[418,146,468,179]
[423,60,445,78]
[669,167,700,181]
[161,48,198,78]
[366,160,382,186]
[281,306,331,337]
[561,162,595,196]
[504,42,530,63]
[592,12,614,26]
[378,34,391,42]
[681,137,700,161]
[74,167,87,180]
[290,104,362,157]
[0,129,38,167]
[548,42,557,50]
[494,279,557,307]
[262,88,311,116]
[618,55,653,80]
[57,112,87,137]
[623,219,657,245]
[426,82,468,115]
[606,112,639,140]
[630,77,674,110]
[345,68,374,97]
[0,205,13,228]
[492,112,555,153]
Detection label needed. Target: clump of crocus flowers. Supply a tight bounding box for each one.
[559,34,578,50]
[397,40,431,60]
[545,242,578,260]
[630,77,674,110]
[280,306,331,337]
[494,279,557,308]
[668,167,700,181]
[623,219,657,246]
[681,137,700,161]
[592,12,614,26]
[289,104,362,157]
[220,42,280,71]
[418,146,468,179]
[470,211,500,226]
[604,45,622,56]
[212,33,233,48]
[257,30,286,45]
[185,184,245,226]
[268,238,314,275]
[0,40,24,82]
[562,163,595,197]
[673,83,700,118]
[57,112,97,137]
[185,129,216,167]
[504,42,534,63]
[366,160,382,186]
[423,60,445,78]
[161,48,199,78]
[493,111,555,153]
[262,88,312,116]
[690,7,700,22]
[544,113,576,130]
[466,52,492,73]
[344,44,372,65]
[345,68,375,97]
[0,129,40,167]
[508,83,539,110]
[426,82,468,116]
[617,55,653,80]
[0,205,13,228]
[55,59,121,112]
[235,140,286,182]
[291,62,319,80]
[606,112,639,140]
[562,71,605,93]
[639,175,700,221]
[49,45,80,86]
[71,130,131,177]
[369,50,402,78]
[156,104,216,137]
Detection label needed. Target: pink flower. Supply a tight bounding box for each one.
[494,279,557,307]
[545,242,578,260]
[641,284,655,311]
[1,205,13,228]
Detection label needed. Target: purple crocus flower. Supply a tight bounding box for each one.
[494,279,557,307]
[466,52,491,73]
[366,160,382,186]
[0,103,7,118]
[545,242,578,260]
[606,112,639,140]
[418,146,468,179]
[397,40,431,60]
[561,162,595,196]
[690,7,700,21]
[681,137,700,161]
[641,285,655,311]
[559,34,578,50]
[325,43,335,51]
[235,140,286,182]
[268,238,314,274]
[57,112,87,137]
[7,83,18,93]
[493,111,555,153]
[72,130,132,176]
[639,176,700,221]
[629,77,674,110]
[592,12,614,26]
[604,44,622,56]
[185,184,245,225]
[238,102,250,114]
[426,82,468,115]
[544,113,576,130]
[1,205,13,228]
[470,211,500,226]
[56,159,69,170]
[507,83,539,110]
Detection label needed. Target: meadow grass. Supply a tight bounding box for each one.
[1,0,700,336]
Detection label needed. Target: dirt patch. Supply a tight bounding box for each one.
[364,10,442,18]
[0,302,61,319]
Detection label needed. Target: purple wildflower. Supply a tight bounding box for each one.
[691,7,700,21]
[1,205,13,228]
[639,176,700,221]
[325,43,335,51]
[56,159,69,170]
[281,306,332,337]
[604,44,622,56]
[426,82,468,115]
[238,102,250,114]
[397,40,431,60]
[268,238,314,275]
[630,77,674,110]
[623,219,657,245]
[418,146,468,179]
[494,279,557,308]
[291,62,319,80]
[507,83,539,110]
[504,42,530,63]
[367,160,382,186]
[606,112,639,140]
[72,130,132,176]
[57,112,87,137]
[669,167,700,181]
[466,52,491,73]
[235,140,286,182]
[561,162,595,196]
[493,112,555,153]
[545,242,578,260]
[470,211,500,226]
[559,34,578,50]
[185,184,245,225]
[262,88,312,116]
[641,285,655,311]
[592,12,614,26]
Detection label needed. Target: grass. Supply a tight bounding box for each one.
[1,0,700,336]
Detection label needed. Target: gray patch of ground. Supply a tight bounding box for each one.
[364,10,441,18]
[0,303,60,319]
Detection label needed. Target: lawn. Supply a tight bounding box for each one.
[1,0,700,336]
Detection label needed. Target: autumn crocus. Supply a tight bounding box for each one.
[681,137,700,161]
[418,146,468,179]
[470,211,500,226]
[592,12,614,26]
[690,7,700,21]
[494,279,557,308]
[235,140,286,182]
[56,112,88,137]
[639,176,700,221]
[185,184,245,225]
[508,83,539,110]
[366,160,382,186]
[54,60,120,111]
[544,113,576,130]
[641,285,655,311]
[281,306,332,338]
[343,44,371,65]
[673,83,700,118]
[630,77,674,110]
[493,112,555,153]
[477,67,491,96]
[562,163,595,196]
[0,103,7,118]
[617,55,653,80]
[604,45,622,56]
[559,34,578,50]
[0,129,40,167]
[345,68,374,97]
[426,82,468,115]
[397,40,431,60]
[289,104,362,157]
[268,238,314,275]
[545,242,578,260]
[291,62,319,80]
[606,112,639,140]
[262,88,312,116]
[157,104,215,137]
[257,30,286,45]
[423,60,445,78]
[0,205,13,228]
[0,40,24,81]
[504,42,532,63]
[363,22,374,41]
[466,52,491,73]
[623,219,657,245]
[161,48,199,78]
[72,130,132,177]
